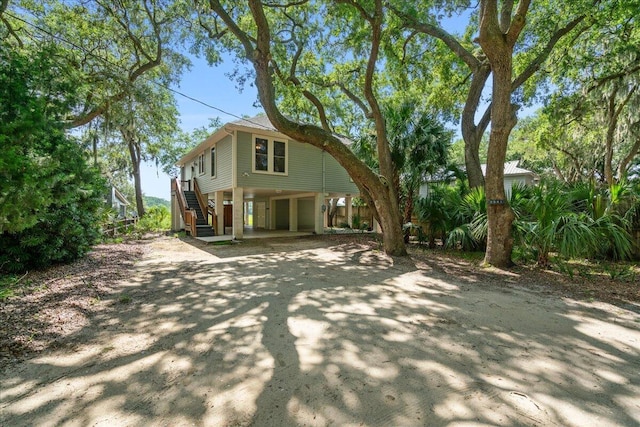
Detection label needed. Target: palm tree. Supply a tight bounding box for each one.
[352,101,451,241]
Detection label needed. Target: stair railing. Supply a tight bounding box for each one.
[208,205,218,235]
[193,178,215,234]
[172,177,197,236]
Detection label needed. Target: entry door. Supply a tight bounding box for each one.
[255,202,266,229]
[224,204,233,227]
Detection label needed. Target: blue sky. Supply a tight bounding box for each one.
[141,54,262,200]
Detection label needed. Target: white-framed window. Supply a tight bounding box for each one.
[252,135,288,175]
[210,146,216,178]
[198,152,205,175]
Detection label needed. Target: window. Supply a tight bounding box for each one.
[252,135,287,175]
[274,141,286,173]
[255,137,268,171]
[210,146,216,177]
[198,152,205,175]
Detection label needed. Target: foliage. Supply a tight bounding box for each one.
[143,196,170,209]
[0,43,81,233]
[415,176,636,265]
[414,183,484,250]
[513,180,634,265]
[352,101,451,235]
[136,206,171,232]
[0,43,105,273]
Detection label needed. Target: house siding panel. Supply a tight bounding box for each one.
[197,135,233,194]
[236,131,323,191]
[325,155,359,194]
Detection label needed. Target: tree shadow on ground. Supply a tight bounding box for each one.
[1,237,639,426]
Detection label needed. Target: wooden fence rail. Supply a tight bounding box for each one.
[102,217,138,237]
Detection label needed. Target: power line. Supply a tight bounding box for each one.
[3,10,273,131]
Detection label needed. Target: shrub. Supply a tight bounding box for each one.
[0,43,104,273]
[136,205,171,232]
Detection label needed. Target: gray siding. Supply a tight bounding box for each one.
[324,155,359,194]
[236,131,323,191]
[197,135,233,194]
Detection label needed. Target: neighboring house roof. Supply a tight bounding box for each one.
[177,114,352,166]
[424,160,536,184]
[112,187,130,206]
[480,160,536,178]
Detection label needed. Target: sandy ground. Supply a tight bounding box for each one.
[1,235,639,426]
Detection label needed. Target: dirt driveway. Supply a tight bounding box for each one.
[1,235,639,426]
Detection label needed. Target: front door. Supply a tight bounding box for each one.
[255,202,266,229]
[224,204,233,227]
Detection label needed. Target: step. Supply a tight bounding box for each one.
[196,225,216,237]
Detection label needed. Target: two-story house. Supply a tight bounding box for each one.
[171,115,360,239]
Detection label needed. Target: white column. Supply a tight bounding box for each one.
[314,193,324,235]
[289,198,298,231]
[215,191,224,235]
[232,187,244,239]
[323,199,328,227]
[345,196,353,228]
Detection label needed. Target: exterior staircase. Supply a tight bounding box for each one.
[184,190,215,237]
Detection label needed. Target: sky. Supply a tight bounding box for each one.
[141,55,262,201]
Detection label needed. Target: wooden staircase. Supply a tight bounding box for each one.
[184,190,215,237]
[172,177,216,238]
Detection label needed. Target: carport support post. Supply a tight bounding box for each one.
[345,196,352,228]
[289,198,298,232]
[215,191,224,235]
[232,187,243,239]
[314,193,324,235]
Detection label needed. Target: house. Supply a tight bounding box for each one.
[106,185,131,218]
[484,160,538,197]
[171,115,360,239]
[419,160,538,198]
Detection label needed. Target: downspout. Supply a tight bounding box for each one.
[225,126,236,188]
[322,149,326,227]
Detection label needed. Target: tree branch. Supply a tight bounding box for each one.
[263,0,309,8]
[499,0,514,33]
[389,4,480,70]
[512,15,587,91]
[505,0,530,46]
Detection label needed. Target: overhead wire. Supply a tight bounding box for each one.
[3,10,273,131]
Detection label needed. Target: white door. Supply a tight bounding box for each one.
[255,202,266,228]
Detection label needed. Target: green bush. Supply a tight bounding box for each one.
[0,43,105,273]
[136,205,171,232]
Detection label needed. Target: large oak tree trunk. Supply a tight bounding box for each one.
[477,0,529,267]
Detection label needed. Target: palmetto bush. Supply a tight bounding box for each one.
[446,186,487,250]
[415,177,636,264]
[514,180,633,265]
[415,184,486,250]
